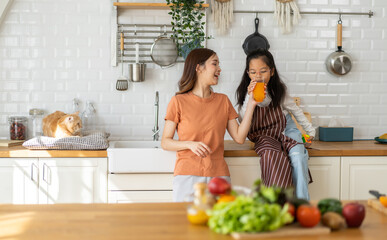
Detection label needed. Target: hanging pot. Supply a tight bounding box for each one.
[242,17,270,55]
[325,20,352,76]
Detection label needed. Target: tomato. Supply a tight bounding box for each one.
[287,203,296,217]
[296,204,321,228]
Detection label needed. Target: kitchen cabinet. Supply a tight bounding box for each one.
[226,157,260,189]
[308,157,341,200]
[226,156,341,200]
[106,157,342,203]
[108,173,173,203]
[0,158,39,204]
[0,158,107,204]
[341,156,387,200]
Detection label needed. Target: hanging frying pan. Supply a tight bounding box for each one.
[325,19,352,76]
[242,17,270,55]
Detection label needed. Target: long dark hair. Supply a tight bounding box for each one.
[176,48,216,95]
[236,49,287,109]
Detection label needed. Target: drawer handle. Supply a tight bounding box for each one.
[30,163,38,182]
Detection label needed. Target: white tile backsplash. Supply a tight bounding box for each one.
[0,0,386,140]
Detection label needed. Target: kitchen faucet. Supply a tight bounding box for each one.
[152,91,160,141]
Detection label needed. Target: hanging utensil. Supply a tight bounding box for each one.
[150,25,178,68]
[325,17,352,76]
[242,16,270,55]
[116,32,129,91]
[129,43,146,82]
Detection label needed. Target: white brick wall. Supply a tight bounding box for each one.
[0,0,386,140]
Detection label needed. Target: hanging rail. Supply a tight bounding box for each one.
[233,10,374,18]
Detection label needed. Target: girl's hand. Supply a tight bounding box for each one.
[188,141,212,158]
[304,136,314,148]
[247,79,257,95]
[247,79,267,105]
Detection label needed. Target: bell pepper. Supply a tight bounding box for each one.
[317,198,343,215]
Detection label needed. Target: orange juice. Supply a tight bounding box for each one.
[253,82,265,102]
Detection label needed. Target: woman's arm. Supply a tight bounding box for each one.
[161,120,212,158]
[228,79,261,144]
[227,94,257,144]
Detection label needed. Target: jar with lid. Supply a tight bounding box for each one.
[29,108,44,138]
[8,116,28,140]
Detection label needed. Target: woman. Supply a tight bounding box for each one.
[161,48,259,202]
[237,49,315,199]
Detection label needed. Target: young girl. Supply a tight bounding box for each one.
[236,49,315,200]
[161,48,259,202]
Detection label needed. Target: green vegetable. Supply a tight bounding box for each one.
[208,195,293,234]
[252,179,292,205]
[317,198,342,215]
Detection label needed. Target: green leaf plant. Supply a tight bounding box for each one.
[166,0,211,58]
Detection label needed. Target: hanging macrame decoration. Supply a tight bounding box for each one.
[274,0,301,34]
[210,0,233,35]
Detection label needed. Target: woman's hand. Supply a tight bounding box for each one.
[187,141,212,158]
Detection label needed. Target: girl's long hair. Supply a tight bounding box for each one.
[176,48,216,95]
[236,49,287,109]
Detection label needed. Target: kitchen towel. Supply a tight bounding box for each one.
[22,131,110,150]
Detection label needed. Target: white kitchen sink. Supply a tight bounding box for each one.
[107,141,176,173]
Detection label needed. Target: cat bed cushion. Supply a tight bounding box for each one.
[22,131,110,150]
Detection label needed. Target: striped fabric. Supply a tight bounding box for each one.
[248,103,298,188]
[22,131,110,150]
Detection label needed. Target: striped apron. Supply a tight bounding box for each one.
[247,103,298,188]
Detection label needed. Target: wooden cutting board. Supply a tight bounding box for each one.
[0,139,24,147]
[231,223,330,239]
[367,199,387,215]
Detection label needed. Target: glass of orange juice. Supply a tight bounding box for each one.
[253,77,265,102]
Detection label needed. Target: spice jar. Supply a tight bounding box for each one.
[8,116,28,140]
[29,108,44,138]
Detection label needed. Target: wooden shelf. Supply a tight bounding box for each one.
[113,2,209,9]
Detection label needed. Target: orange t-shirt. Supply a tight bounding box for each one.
[165,91,238,177]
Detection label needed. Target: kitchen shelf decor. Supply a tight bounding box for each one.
[116,24,185,65]
[166,0,209,58]
[111,1,210,66]
[233,9,374,18]
[113,2,209,9]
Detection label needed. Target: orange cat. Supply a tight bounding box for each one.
[42,111,82,138]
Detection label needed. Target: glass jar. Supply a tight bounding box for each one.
[82,101,96,131]
[8,116,28,140]
[186,182,215,225]
[29,108,44,138]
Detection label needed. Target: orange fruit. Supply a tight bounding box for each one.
[217,194,236,203]
[379,196,387,207]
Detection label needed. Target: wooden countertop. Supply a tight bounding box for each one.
[0,201,385,240]
[0,140,385,158]
[0,146,107,158]
[224,140,387,157]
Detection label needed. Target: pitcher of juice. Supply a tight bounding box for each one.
[253,78,265,102]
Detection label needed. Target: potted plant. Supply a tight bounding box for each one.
[166,0,208,59]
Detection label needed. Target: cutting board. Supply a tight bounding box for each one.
[231,223,330,239]
[0,139,24,147]
[367,199,387,215]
